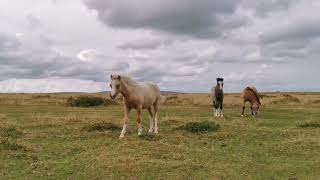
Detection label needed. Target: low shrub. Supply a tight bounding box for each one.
[313,99,320,104]
[0,140,28,151]
[67,96,117,107]
[0,127,23,138]
[32,95,51,98]
[297,121,320,128]
[177,121,220,134]
[166,95,179,101]
[138,134,159,141]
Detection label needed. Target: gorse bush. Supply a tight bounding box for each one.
[67,96,117,107]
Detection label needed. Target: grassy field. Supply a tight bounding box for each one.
[1,92,320,179]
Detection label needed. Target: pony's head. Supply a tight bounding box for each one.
[110,74,121,99]
[216,78,224,90]
[252,102,261,116]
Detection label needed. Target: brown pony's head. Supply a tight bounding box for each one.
[110,74,121,99]
[252,102,261,116]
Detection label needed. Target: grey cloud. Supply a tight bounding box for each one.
[26,14,42,30]
[0,34,20,51]
[84,0,241,38]
[117,38,172,50]
[240,0,295,17]
[260,21,320,44]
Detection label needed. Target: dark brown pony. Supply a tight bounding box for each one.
[211,78,224,117]
[241,87,261,117]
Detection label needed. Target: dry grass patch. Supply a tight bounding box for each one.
[271,94,301,104]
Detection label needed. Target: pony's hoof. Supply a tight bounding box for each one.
[220,115,224,117]
[148,129,154,133]
[119,135,125,139]
[138,132,142,136]
[154,130,159,134]
[241,115,244,117]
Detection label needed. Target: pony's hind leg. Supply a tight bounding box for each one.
[147,107,154,133]
[153,99,159,134]
[137,105,143,136]
[241,102,245,117]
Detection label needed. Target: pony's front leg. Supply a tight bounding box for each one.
[137,106,143,136]
[120,105,130,139]
[220,104,224,117]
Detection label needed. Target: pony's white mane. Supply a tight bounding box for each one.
[120,75,139,86]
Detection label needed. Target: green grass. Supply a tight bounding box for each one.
[0,99,320,179]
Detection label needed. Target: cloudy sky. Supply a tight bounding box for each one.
[0,0,319,93]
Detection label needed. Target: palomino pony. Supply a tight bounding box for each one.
[241,87,261,117]
[109,75,161,138]
[211,78,224,117]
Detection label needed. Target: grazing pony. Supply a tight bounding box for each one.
[241,87,261,117]
[109,75,161,138]
[211,78,224,117]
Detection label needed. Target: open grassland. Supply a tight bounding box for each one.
[0,92,320,179]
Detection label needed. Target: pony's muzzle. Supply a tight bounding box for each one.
[110,94,116,99]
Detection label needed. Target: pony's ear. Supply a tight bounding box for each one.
[110,74,113,79]
[118,75,121,80]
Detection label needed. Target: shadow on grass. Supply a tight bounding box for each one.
[83,122,121,132]
[176,121,220,134]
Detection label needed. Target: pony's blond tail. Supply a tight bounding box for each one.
[159,95,167,104]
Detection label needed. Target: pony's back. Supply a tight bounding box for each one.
[242,87,260,104]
